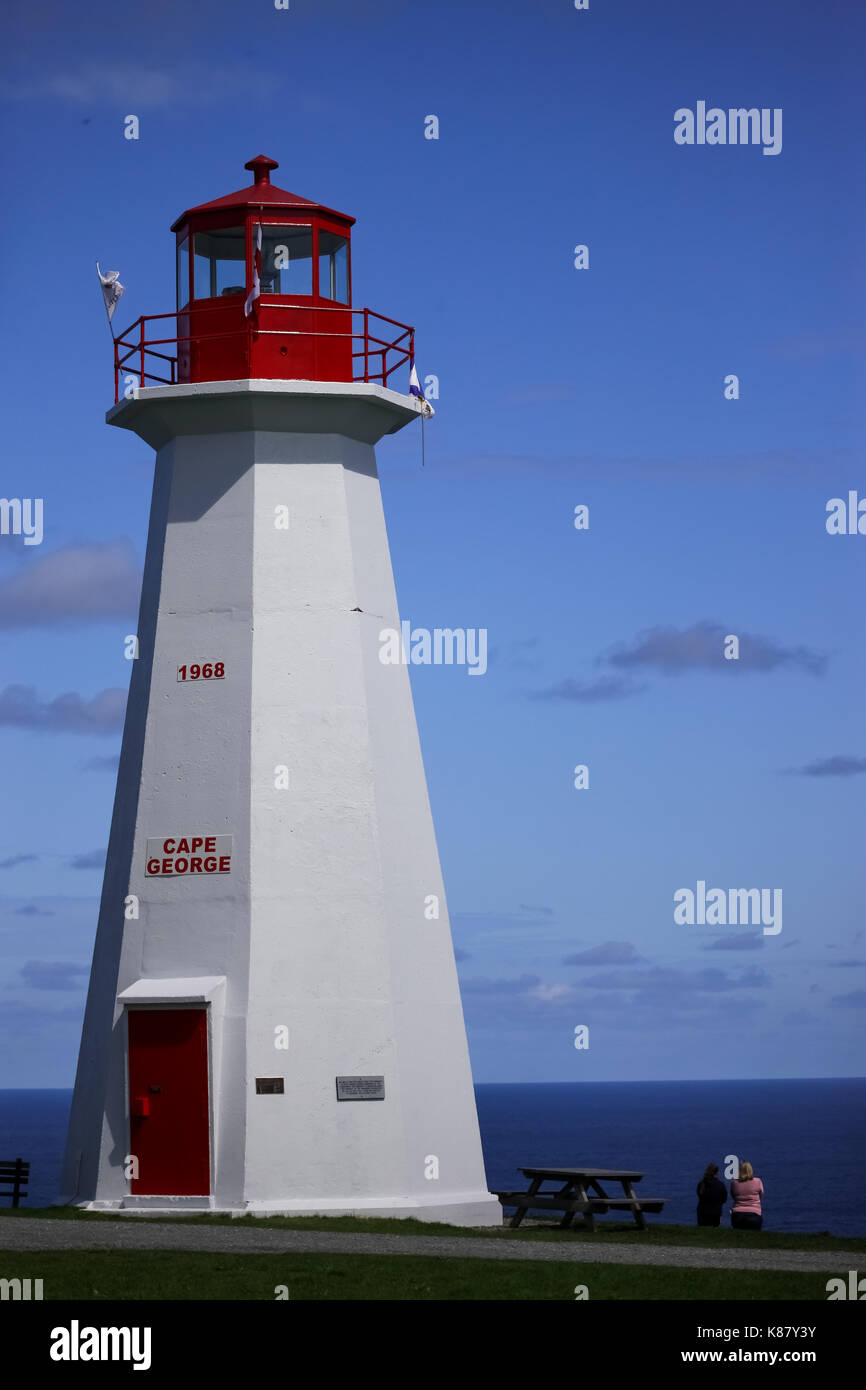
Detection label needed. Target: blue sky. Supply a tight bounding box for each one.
[0,0,864,1085]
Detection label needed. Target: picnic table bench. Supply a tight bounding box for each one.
[495,1166,666,1232]
[0,1158,29,1208]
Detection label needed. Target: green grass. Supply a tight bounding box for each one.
[2,1206,863,1253]
[0,1249,829,1300]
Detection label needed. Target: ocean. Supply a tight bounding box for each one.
[1,1078,863,1236]
[475,1079,865,1237]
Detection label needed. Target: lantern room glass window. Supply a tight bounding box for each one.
[193,227,246,299]
[176,236,190,308]
[318,231,349,303]
[260,225,313,296]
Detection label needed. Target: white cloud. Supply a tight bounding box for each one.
[0,685,126,735]
[529,983,575,1002]
[0,541,140,628]
[7,61,282,109]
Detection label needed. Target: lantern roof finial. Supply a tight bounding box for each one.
[244,154,279,186]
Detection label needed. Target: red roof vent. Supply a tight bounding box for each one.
[244,154,279,186]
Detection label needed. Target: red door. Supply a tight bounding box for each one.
[127,1009,210,1195]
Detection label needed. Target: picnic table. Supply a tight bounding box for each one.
[495,1167,666,1232]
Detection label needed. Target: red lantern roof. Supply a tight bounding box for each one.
[170,154,355,232]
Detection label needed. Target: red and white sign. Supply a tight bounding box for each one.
[177,662,225,682]
[145,835,232,876]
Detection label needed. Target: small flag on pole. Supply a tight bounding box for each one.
[409,361,425,401]
[245,221,262,318]
[96,263,125,323]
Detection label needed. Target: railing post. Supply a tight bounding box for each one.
[140,331,145,392]
[364,308,369,383]
[114,340,119,404]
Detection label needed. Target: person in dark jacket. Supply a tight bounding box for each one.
[696,1163,727,1226]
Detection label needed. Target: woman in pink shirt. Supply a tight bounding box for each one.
[730,1161,764,1231]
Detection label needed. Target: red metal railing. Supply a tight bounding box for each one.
[113,302,415,403]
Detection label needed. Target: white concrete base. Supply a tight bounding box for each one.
[65,1197,214,1212]
[240,1193,504,1225]
[59,1194,503,1226]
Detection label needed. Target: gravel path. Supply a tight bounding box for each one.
[0,1219,856,1273]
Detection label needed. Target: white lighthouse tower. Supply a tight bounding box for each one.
[60,155,499,1224]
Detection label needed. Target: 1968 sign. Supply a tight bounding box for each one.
[177,662,225,681]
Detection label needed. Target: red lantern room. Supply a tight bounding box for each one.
[114,156,415,401]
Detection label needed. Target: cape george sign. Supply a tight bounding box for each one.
[145,835,232,876]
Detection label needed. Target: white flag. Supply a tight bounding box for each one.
[96,263,125,322]
[244,222,262,318]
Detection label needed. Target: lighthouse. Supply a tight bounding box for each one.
[59,155,499,1224]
